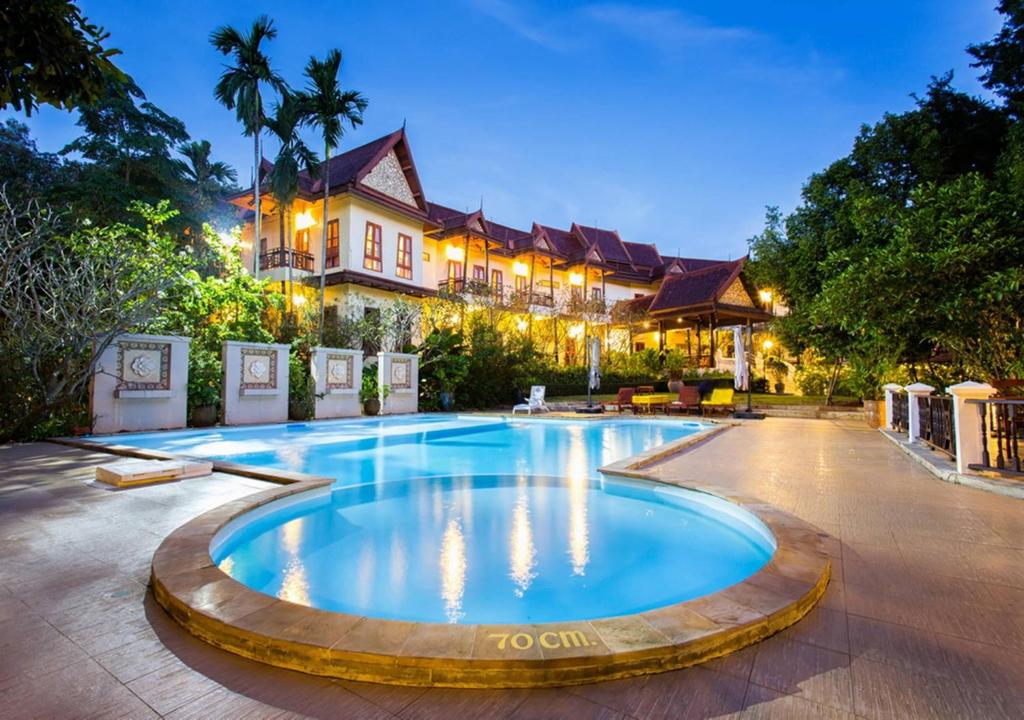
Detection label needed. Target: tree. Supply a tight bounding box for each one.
[0,193,190,441]
[969,0,1024,114]
[175,139,238,218]
[299,49,367,341]
[0,119,66,207]
[211,16,288,279]
[264,92,319,306]
[0,0,129,115]
[60,80,190,229]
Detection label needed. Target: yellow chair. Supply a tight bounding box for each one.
[701,387,735,416]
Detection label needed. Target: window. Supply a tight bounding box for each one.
[363,222,382,272]
[259,237,268,255]
[490,269,503,289]
[396,233,413,279]
[472,265,486,282]
[422,251,431,262]
[446,260,463,280]
[294,229,309,253]
[634,342,646,352]
[571,286,582,301]
[515,275,527,292]
[591,287,603,300]
[326,220,339,268]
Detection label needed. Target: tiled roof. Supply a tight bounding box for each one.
[573,225,633,265]
[535,224,583,258]
[622,242,663,269]
[309,130,401,192]
[647,260,744,313]
[427,202,473,230]
[678,257,729,273]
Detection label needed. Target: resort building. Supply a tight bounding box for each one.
[230,128,772,365]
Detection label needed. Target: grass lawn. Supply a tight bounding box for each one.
[548,392,860,407]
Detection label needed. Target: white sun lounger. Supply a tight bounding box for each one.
[513,385,550,415]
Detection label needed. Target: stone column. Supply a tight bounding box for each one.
[905,382,935,442]
[91,333,191,434]
[222,341,290,425]
[311,347,362,419]
[882,383,903,431]
[947,381,996,475]
[377,352,419,415]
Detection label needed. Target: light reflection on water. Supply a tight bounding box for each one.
[439,518,467,623]
[508,482,537,597]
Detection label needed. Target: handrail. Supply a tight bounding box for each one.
[917,394,956,459]
[967,396,1022,476]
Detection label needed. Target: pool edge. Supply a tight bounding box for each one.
[149,462,833,687]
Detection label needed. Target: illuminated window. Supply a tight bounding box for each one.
[472,265,486,282]
[396,233,413,279]
[491,269,503,289]
[447,260,463,280]
[591,287,603,300]
[515,275,527,291]
[259,237,268,255]
[326,220,339,268]
[294,228,309,253]
[363,222,382,272]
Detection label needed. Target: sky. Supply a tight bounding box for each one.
[7,1,1004,259]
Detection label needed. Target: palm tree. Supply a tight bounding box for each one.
[176,140,237,215]
[264,92,319,309]
[300,49,367,341]
[210,15,287,279]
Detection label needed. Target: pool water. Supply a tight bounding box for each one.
[97,415,707,484]
[103,416,775,624]
[211,474,775,624]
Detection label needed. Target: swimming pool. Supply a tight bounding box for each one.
[95,415,709,484]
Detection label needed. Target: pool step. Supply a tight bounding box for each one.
[96,458,213,487]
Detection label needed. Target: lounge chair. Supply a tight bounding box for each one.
[701,387,735,416]
[637,385,656,395]
[513,386,550,415]
[603,387,636,414]
[669,386,701,415]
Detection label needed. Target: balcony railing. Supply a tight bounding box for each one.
[438,280,556,308]
[438,278,497,298]
[259,248,315,272]
[968,397,1023,476]
[569,297,608,315]
[917,394,956,459]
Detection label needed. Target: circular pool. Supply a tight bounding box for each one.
[211,475,776,624]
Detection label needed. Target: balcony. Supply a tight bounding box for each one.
[259,248,315,272]
[568,297,608,315]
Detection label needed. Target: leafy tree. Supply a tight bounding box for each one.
[211,15,288,278]
[175,139,238,233]
[969,0,1024,114]
[299,48,367,341]
[0,119,66,207]
[0,0,129,115]
[59,80,190,228]
[0,193,191,441]
[264,91,319,304]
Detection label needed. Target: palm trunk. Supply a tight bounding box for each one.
[318,141,331,343]
[253,130,262,279]
[286,206,293,313]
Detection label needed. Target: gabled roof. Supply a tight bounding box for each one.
[533,223,582,258]
[647,258,747,313]
[622,242,663,269]
[241,128,431,220]
[572,224,634,266]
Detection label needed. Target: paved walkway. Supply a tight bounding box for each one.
[0,419,1021,719]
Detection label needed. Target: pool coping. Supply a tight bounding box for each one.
[144,418,832,688]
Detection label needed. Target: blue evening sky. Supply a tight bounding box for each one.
[9,1,1002,259]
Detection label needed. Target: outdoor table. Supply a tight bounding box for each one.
[632,393,673,414]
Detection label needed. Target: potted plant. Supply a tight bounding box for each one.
[765,356,789,394]
[360,365,390,416]
[663,351,687,393]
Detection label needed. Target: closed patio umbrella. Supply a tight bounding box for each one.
[733,326,748,391]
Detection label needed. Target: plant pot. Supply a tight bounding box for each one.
[363,398,381,416]
[667,379,683,394]
[863,399,882,428]
[191,404,217,427]
[439,391,454,411]
[774,382,785,394]
[288,400,310,422]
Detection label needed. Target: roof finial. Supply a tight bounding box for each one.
[402,117,407,130]
[480,195,484,213]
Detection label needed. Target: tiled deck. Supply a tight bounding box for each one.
[1,418,1021,718]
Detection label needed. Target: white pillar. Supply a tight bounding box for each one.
[882,383,903,431]
[905,383,935,442]
[947,381,996,475]
[311,347,362,419]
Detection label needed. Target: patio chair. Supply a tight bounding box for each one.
[669,386,701,415]
[513,385,550,415]
[701,387,735,416]
[637,385,656,395]
[603,387,636,414]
